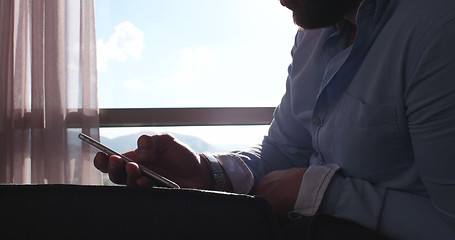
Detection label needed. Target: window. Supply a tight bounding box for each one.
[100,125,270,153]
[94,0,297,165]
[95,0,297,108]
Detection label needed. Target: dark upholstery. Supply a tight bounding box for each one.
[282,215,393,240]
[0,185,282,240]
[0,184,392,240]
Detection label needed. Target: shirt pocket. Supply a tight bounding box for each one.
[329,92,409,181]
[344,92,397,128]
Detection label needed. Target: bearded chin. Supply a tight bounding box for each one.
[293,10,344,29]
[292,0,359,29]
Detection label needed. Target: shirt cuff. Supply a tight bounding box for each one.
[213,153,254,194]
[292,164,340,217]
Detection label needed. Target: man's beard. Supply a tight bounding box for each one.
[288,0,360,29]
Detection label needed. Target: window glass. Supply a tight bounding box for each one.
[99,125,269,185]
[95,0,297,108]
[100,125,269,153]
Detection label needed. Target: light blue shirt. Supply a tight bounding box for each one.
[233,0,455,239]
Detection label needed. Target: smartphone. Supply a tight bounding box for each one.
[78,133,180,189]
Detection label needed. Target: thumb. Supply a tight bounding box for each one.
[137,134,176,152]
[135,134,176,163]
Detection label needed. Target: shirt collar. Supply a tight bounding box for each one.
[357,0,390,27]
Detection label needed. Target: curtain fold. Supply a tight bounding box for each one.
[0,0,101,184]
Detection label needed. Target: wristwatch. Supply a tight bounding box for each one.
[200,152,225,191]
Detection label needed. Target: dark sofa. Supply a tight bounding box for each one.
[0,184,391,240]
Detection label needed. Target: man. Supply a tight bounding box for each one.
[94,0,455,239]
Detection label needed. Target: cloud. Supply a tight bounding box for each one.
[155,46,216,85]
[97,21,145,71]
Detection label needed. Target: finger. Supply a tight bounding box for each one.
[137,134,175,152]
[125,162,155,187]
[93,152,109,173]
[123,150,137,160]
[137,134,155,149]
[136,135,155,163]
[136,134,176,165]
[136,175,154,187]
[136,147,152,164]
[107,155,127,184]
[125,162,141,186]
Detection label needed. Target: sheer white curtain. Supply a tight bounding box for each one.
[0,0,101,184]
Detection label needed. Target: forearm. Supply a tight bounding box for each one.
[308,173,455,240]
[379,187,455,240]
[212,137,309,194]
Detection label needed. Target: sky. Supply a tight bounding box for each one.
[94,0,298,108]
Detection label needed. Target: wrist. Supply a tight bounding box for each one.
[198,153,215,189]
[199,153,227,191]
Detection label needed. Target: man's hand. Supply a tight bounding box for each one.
[94,134,214,189]
[255,168,307,223]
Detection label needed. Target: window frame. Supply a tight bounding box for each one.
[97,107,274,127]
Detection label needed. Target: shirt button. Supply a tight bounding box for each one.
[312,117,322,126]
